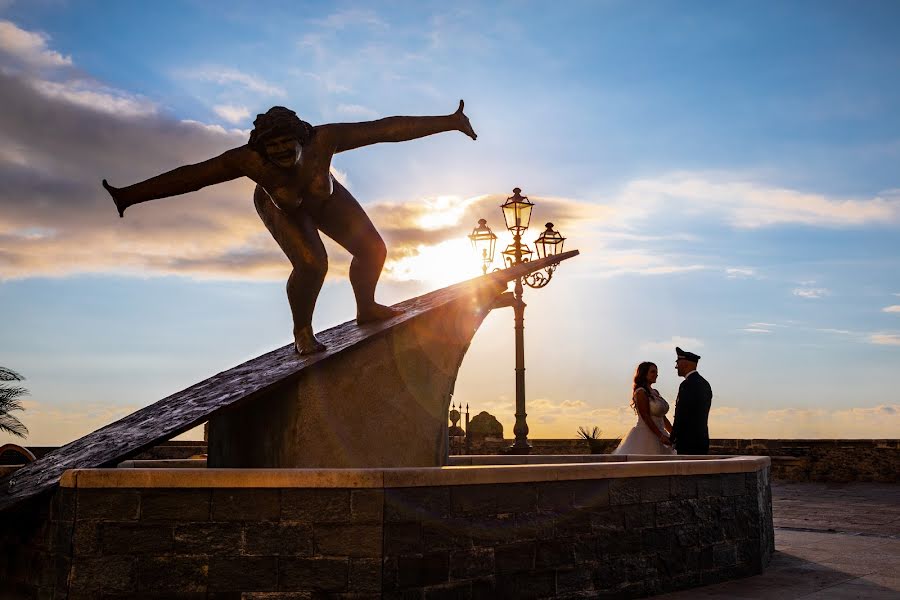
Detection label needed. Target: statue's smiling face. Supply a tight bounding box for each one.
[263,135,301,168]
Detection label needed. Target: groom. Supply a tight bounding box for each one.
[670,347,713,455]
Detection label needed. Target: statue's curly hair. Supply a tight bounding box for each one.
[248,106,314,153]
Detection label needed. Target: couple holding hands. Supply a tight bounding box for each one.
[613,347,713,456]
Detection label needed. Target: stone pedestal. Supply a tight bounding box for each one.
[208,280,505,468]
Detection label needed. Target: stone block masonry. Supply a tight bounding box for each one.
[0,458,773,598]
[465,438,900,482]
[381,471,773,598]
[0,487,74,599]
[65,487,384,598]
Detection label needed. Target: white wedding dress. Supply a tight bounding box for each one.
[613,389,675,455]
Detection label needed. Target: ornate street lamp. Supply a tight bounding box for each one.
[501,187,534,234]
[530,222,567,285]
[470,187,567,454]
[468,219,497,275]
[534,222,566,260]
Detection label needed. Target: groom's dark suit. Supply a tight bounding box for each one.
[671,372,713,455]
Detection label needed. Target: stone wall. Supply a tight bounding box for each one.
[382,470,773,598]
[49,487,384,599]
[1,460,773,599]
[8,439,898,483]
[0,490,73,599]
[709,439,899,483]
[467,439,899,482]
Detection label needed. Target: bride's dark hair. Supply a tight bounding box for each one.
[631,361,656,413]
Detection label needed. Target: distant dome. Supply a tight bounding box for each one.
[467,411,503,440]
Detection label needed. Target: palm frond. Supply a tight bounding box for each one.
[0,367,24,381]
[0,386,29,404]
[576,425,603,440]
[0,365,29,438]
[0,413,28,438]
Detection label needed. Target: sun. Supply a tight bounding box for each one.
[386,238,484,288]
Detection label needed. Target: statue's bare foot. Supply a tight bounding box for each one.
[102,179,127,218]
[357,303,402,325]
[294,326,326,355]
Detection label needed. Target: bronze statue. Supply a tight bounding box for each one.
[102,101,477,354]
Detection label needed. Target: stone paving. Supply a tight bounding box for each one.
[656,482,900,599]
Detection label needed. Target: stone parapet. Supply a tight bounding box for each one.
[709,439,899,482]
[467,438,899,482]
[8,437,894,483]
[1,457,773,598]
[64,456,768,489]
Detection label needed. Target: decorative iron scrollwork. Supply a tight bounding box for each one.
[523,262,559,289]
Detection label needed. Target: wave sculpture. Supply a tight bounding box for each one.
[0,251,578,512]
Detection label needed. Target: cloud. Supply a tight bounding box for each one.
[534,400,900,440]
[0,59,609,285]
[310,8,388,31]
[290,69,352,94]
[765,408,828,420]
[176,67,286,98]
[640,337,704,353]
[581,251,707,278]
[31,79,157,117]
[5,400,139,446]
[0,22,625,287]
[336,103,379,119]
[0,21,155,121]
[178,119,250,137]
[710,406,742,417]
[704,404,900,438]
[617,174,900,229]
[0,63,267,281]
[868,333,900,346]
[1,59,613,286]
[4,18,896,291]
[741,328,771,334]
[725,267,756,278]
[882,305,900,313]
[793,287,829,299]
[0,20,72,69]
[212,104,251,125]
[524,397,619,427]
[763,404,900,436]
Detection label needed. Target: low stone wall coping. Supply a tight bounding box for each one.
[61,455,769,489]
[449,453,733,465]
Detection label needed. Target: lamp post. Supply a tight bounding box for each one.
[470,187,567,454]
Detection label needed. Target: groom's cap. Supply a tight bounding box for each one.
[676,347,701,362]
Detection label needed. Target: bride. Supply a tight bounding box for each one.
[613,361,675,455]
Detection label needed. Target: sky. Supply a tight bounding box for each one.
[1,0,899,446]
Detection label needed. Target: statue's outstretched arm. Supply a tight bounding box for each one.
[102,148,245,217]
[322,100,477,153]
